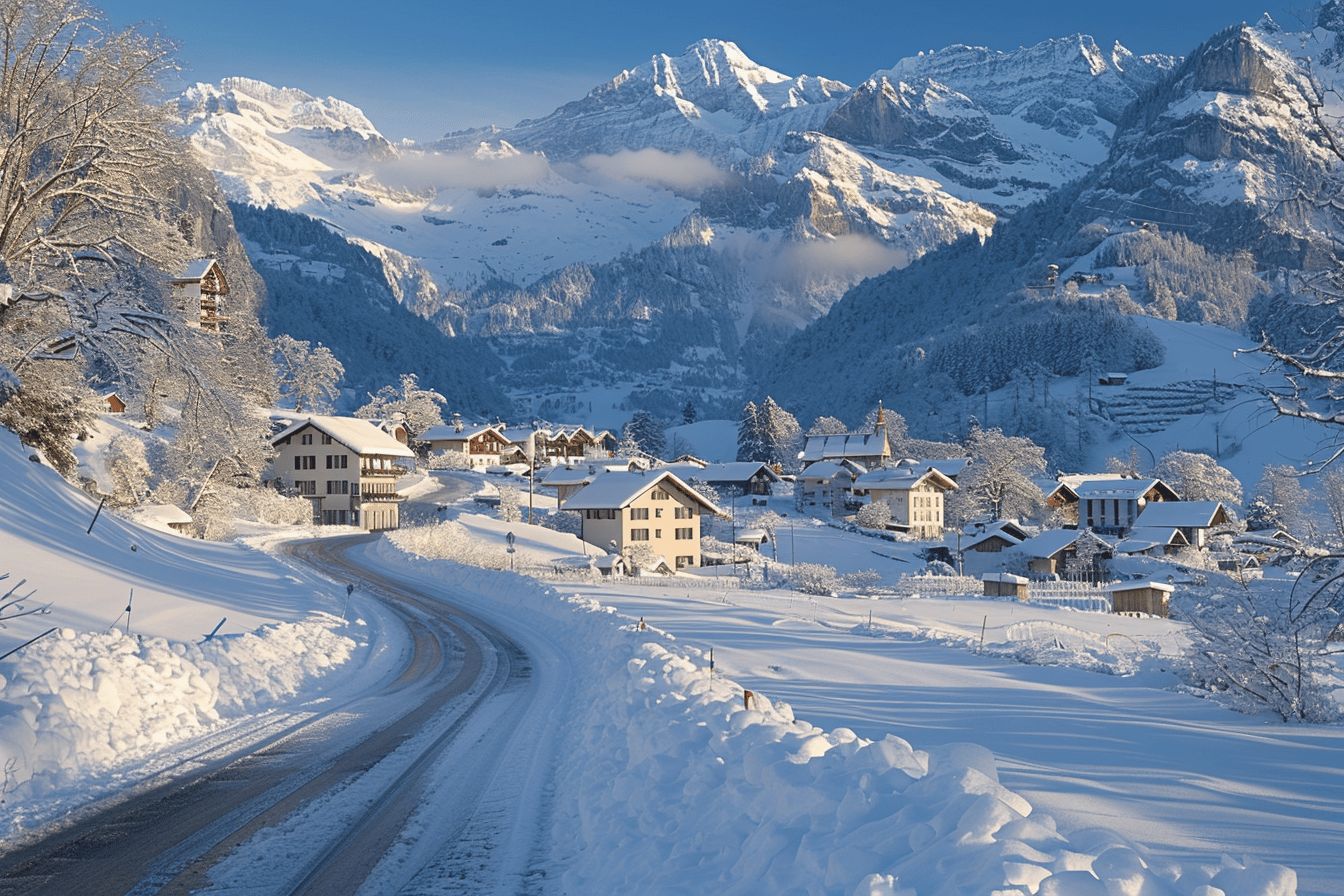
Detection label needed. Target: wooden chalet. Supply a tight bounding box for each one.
[171,259,229,333]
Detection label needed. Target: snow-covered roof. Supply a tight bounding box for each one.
[272,414,415,458]
[135,503,192,527]
[1074,478,1174,501]
[1015,529,1086,559]
[541,465,598,486]
[982,573,1028,584]
[663,462,780,484]
[1132,501,1228,529]
[594,553,625,570]
[800,459,866,480]
[421,423,504,443]
[897,457,970,479]
[564,470,724,515]
[1113,527,1188,554]
[800,430,889,463]
[962,519,1028,549]
[172,258,220,282]
[1104,580,1175,594]
[735,528,769,543]
[854,467,957,492]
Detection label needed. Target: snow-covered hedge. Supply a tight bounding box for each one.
[0,618,355,802]
[373,541,1295,894]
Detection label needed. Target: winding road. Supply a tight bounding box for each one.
[0,531,559,895]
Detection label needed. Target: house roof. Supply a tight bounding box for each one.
[962,519,1028,549]
[1015,528,1086,559]
[854,467,957,492]
[563,470,724,515]
[735,528,769,543]
[272,415,415,458]
[541,465,598,486]
[800,459,867,480]
[594,553,625,570]
[171,258,220,283]
[897,457,970,479]
[1113,527,1189,554]
[1104,580,1175,594]
[1074,478,1177,501]
[1132,501,1228,529]
[421,423,505,443]
[663,461,780,484]
[800,429,889,463]
[983,573,1028,584]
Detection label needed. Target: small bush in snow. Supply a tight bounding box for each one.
[497,485,521,523]
[843,569,883,593]
[791,562,842,596]
[537,510,582,537]
[854,502,891,531]
[427,449,472,471]
[388,522,507,570]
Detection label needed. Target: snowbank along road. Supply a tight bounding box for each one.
[0,533,561,895]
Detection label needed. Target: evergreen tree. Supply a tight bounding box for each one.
[622,411,667,459]
[757,396,801,469]
[736,401,763,463]
[682,400,698,425]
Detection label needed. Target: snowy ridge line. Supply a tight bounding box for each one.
[367,540,1295,895]
[0,616,358,823]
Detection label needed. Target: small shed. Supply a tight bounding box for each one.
[136,503,193,535]
[1106,581,1174,617]
[595,553,628,578]
[1098,372,1129,387]
[102,392,126,414]
[983,573,1029,601]
[735,528,770,552]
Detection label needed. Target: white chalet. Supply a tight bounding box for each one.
[421,422,512,469]
[1074,478,1179,536]
[797,459,866,516]
[564,470,723,572]
[271,415,415,531]
[853,466,958,538]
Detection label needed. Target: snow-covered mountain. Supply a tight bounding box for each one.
[179,33,1199,417]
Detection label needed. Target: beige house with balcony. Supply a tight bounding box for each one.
[853,466,958,538]
[563,470,723,572]
[270,414,415,531]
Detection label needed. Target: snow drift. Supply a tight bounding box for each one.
[0,618,355,806]
[371,540,1295,894]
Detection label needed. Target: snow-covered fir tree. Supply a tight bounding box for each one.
[622,411,667,459]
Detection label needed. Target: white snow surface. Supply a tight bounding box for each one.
[367,536,1297,895]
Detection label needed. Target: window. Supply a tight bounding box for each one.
[295,455,316,470]
[630,528,650,541]
[326,455,348,469]
[322,434,333,445]
[675,555,695,569]
[631,507,649,520]
[585,509,616,520]
[301,433,313,445]
[654,529,662,539]
[327,480,349,495]
[675,506,694,519]
[654,508,663,518]
[296,480,316,496]
[675,527,693,540]
[651,488,669,501]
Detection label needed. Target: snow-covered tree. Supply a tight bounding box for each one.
[682,400,697,424]
[497,485,521,523]
[1321,470,1344,547]
[790,563,842,596]
[736,401,762,463]
[1104,448,1145,477]
[855,501,892,530]
[947,425,1046,524]
[1065,529,1110,580]
[274,335,344,413]
[807,415,848,436]
[1153,450,1242,506]
[0,362,94,476]
[622,410,666,459]
[1250,465,1313,541]
[427,449,472,471]
[355,373,446,443]
[104,434,150,506]
[1183,560,1344,722]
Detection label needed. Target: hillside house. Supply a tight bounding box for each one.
[895,457,970,483]
[101,392,126,414]
[1113,527,1190,557]
[170,259,229,333]
[799,405,892,469]
[369,419,409,445]
[1130,501,1232,549]
[421,422,512,469]
[539,461,641,505]
[961,519,1029,554]
[563,470,724,572]
[271,415,415,531]
[663,461,780,497]
[797,459,866,516]
[1075,478,1179,536]
[1016,529,1113,577]
[853,466,958,538]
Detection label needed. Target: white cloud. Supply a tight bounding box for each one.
[375,146,550,191]
[772,234,909,288]
[580,148,730,195]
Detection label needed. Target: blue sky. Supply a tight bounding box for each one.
[101,0,1301,141]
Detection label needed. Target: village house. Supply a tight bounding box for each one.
[1037,473,1130,526]
[799,405,892,470]
[895,456,970,483]
[421,421,512,469]
[539,460,642,506]
[1130,501,1232,549]
[502,425,615,467]
[797,459,866,516]
[1015,529,1113,577]
[1112,527,1190,558]
[960,519,1030,555]
[853,466,958,538]
[1107,581,1174,617]
[662,461,781,497]
[563,470,723,572]
[170,258,229,333]
[270,414,415,531]
[101,392,126,414]
[1074,477,1179,536]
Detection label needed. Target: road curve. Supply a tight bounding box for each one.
[0,533,542,896]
